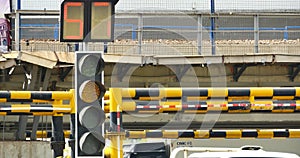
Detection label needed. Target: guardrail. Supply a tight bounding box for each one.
[0,90,75,116]
[105,87,300,113]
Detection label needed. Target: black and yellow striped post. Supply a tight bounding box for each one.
[106,88,125,158]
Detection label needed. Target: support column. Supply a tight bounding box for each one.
[51,115,65,158]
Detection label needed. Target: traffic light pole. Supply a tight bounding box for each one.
[107,88,125,158]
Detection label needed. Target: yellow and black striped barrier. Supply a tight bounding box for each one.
[24,129,300,139]
[25,130,71,138]
[103,87,300,113]
[0,90,75,116]
[120,87,300,100]
[125,129,300,139]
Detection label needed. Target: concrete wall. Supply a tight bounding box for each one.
[0,141,52,158]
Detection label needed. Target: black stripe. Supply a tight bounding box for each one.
[30,104,53,112]
[135,100,160,105]
[242,131,258,137]
[134,89,159,99]
[273,106,296,110]
[6,99,34,102]
[146,131,162,138]
[0,92,10,99]
[228,106,250,110]
[228,89,250,96]
[182,88,208,97]
[31,92,52,100]
[178,131,194,138]
[228,101,250,104]
[273,100,296,104]
[273,131,289,137]
[210,131,226,137]
[254,97,273,100]
[183,101,207,105]
[273,88,295,96]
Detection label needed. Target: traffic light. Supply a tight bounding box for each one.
[75,51,106,157]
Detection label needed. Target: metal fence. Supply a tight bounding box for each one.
[16,12,300,55]
[12,0,300,11]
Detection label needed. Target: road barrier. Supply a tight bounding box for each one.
[0,90,75,116]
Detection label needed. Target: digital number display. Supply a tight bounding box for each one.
[60,0,114,42]
[62,2,84,40]
[91,2,112,40]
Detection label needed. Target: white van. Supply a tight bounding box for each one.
[170,146,300,158]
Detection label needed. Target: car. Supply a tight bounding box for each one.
[171,146,300,158]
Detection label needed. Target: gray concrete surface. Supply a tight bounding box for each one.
[0,141,52,158]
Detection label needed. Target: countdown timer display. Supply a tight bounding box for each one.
[60,0,115,42]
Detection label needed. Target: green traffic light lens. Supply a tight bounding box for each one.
[78,54,105,77]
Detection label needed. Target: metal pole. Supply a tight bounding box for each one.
[15,11,20,51]
[197,15,203,55]
[210,0,216,55]
[138,14,143,54]
[109,88,124,158]
[254,15,259,53]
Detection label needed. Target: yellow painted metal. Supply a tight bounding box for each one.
[52,91,73,99]
[121,88,136,98]
[121,101,136,111]
[11,104,31,113]
[296,88,300,97]
[10,91,31,99]
[0,98,7,102]
[162,130,178,138]
[257,130,273,138]
[194,130,210,139]
[208,88,228,97]
[161,88,182,98]
[250,88,273,97]
[289,130,300,138]
[69,89,75,114]
[110,88,122,112]
[107,133,124,158]
[127,131,146,138]
[226,130,242,138]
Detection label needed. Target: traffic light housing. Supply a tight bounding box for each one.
[75,51,106,157]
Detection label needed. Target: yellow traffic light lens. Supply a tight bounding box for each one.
[78,54,105,77]
[79,80,105,103]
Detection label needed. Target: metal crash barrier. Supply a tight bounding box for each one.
[0,89,75,116]
[104,87,300,113]
[104,87,300,158]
